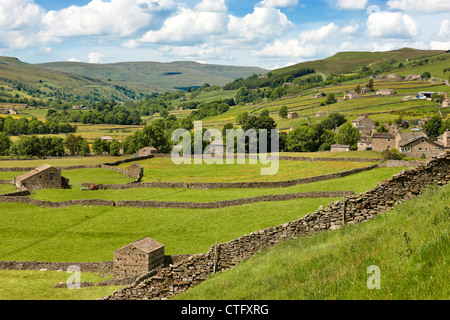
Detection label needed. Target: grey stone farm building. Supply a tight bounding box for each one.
[114,237,165,279]
[14,165,69,191]
[126,163,144,179]
[138,147,158,157]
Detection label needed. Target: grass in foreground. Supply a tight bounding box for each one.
[175,184,450,300]
[0,198,338,262]
[0,270,121,300]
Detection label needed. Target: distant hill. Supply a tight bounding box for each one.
[36,60,269,92]
[272,48,447,76]
[0,56,154,103]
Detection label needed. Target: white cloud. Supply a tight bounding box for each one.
[88,52,106,64]
[436,19,450,39]
[139,6,228,43]
[253,23,339,58]
[194,0,227,12]
[336,0,368,10]
[160,44,222,60]
[340,20,359,35]
[430,41,450,50]
[67,58,81,62]
[257,0,299,8]
[226,7,293,44]
[367,12,420,39]
[387,0,450,13]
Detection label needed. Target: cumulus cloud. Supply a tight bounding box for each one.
[387,0,450,13]
[340,20,360,35]
[257,0,300,8]
[160,44,222,60]
[194,0,227,12]
[335,0,368,10]
[367,12,420,39]
[253,23,339,58]
[226,7,293,44]
[139,6,228,43]
[88,52,106,64]
[436,19,450,39]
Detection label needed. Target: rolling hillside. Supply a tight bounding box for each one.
[36,60,268,91]
[273,48,447,76]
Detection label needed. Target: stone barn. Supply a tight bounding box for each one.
[113,237,165,279]
[287,112,298,119]
[330,144,350,152]
[138,147,158,157]
[127,163,144,179]
[14,164,69,191]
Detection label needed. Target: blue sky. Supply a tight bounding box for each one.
[0,0,449,69]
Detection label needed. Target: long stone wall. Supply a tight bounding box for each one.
[102,152,450,300]
[0,261,113,273]
[83,164,379,190]
[0,191,353,209]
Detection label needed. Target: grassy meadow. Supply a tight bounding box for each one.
[175,184,450,300]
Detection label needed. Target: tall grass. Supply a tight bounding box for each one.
[175,184,450,300]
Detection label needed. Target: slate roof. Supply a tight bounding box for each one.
[15,164,55,182]
[117,237,164,254]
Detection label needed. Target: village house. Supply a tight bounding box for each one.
[330,144,350,152]
[360,88,370,95]
[113,237,165,279]
[357,139,372,151]
[399,136,445,158]
[371,133,396,152]
[441,99,450,108]
[287,112,298,119]
[387,74,402,80]
[100,136,113,142]
[376,89,396,96]
[352,114,375,136]
[206,139,225,155]
[437,130,450,148]
[343,92,361,100]
[72,105,88,110]
[14,165,69,191]
[316,112,326,118]
[137,146,158,157]
[7,107,18,115]
[395,131,428,150]
[312,92,326,99]
[404,74,422,81]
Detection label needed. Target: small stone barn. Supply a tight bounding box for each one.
[127,163,144,179]
[14,164,69,191]
[138,146,158,157]
[113,237,165,279]
[330,144,350,152]
[287,112,298,119]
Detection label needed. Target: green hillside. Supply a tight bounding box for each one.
[176,184,450,300]
[36,60,268,92]
[0,56,154,103]
[274,48,447,76]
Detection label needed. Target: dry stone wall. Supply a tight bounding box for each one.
[102,152,450,300]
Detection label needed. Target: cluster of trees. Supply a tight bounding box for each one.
[0,133,90,157]
[283,113,358,152]
[424,116,450,141]
[0,116,76,136]
[189,99,235,120]
[46,101,142,125]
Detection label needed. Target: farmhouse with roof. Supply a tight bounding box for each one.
[376,89,396,96]
[343,92,361,100]
[113,237,165,279]
[137,146,158,157]
[437,130,450,148]
[371,133,396,152]
[287,112,298,119]
[14,165,69,191]
[398,136,445,158]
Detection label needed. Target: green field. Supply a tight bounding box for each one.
[176,184,450,300]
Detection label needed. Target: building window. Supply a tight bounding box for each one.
[49,173,55,181]
[419,148,423,151]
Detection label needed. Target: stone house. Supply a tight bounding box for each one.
[206,139,225,155]
[387,74,401,80]
[287,112,298,119]
[7,107,17,115]
[312,92,326,99]
[138,147,158,157]
[14,164,69,191]
[395,132,428,150]
[371,133,396,152]
[404,74,421,81]
[352,114,375,132]
[315,112,326,118]
[330,144,350,152]
[360,88,370,95]
[100,136,113,142]
[376,89,396,96]
[437,130,450,148]
[343,92,361,100]
[357,139,372,151]
[399,136,445,158]
[442,99,450,108]
[113,237,165,279]
[127,163,144,179]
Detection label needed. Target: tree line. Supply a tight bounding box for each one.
[0,116,76,136]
